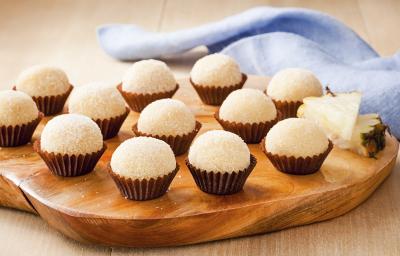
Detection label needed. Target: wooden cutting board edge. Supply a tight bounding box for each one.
[7,151,395,247]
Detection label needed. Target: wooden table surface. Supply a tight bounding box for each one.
[0,0,399,255]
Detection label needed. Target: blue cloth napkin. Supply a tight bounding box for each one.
[97,7,400,138]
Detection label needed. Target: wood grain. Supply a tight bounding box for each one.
[0,76,398,247]
[1,0,399,255]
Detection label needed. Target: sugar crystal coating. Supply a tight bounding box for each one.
[190,54,242,87]
[138,99,196,136]
[188,130,250,173]
[267,68,323,102]
[68,82,126,120]
[122,59,176,94]
[16,65,70,97]
[0,90,39,126]
[110,137,176,179]
[265,118,329,158]
[219,88,277,123]
[40,114,103,155]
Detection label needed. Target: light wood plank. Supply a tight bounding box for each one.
[160,0,271,31]
[0,0,164,90]
[0,208,111,256]
[358,0,400,56]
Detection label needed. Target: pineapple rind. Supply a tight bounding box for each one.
[347,114,386,157]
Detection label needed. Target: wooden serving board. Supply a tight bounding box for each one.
[0,76,398,247]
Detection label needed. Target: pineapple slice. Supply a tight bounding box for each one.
[297,91,361,142]
[298,91,386,158]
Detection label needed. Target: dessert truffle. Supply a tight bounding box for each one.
[111,137,176,179]
[263,118,332,175]
[186,130,256,195]
[266,118,328,157]
[188,130,250,172]
[35,114,106,176]
[15,65,72,116]
[122,59,177,94]
[0,90,42,147]
[190,54,242,88]
[133,99,201,155]
[41,114,103,155]
[109,137,178,200]
[216,88,279,143]
[16,65,70,97]
[190,54,247,105]
[119,59,179,112]
[0,90,39,126]
[138,99,195,136]
[219,88,277,123]
[267,68,323,119]
[68,82,129,139]
[69,82,126,120]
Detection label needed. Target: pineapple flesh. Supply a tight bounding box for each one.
[297,91,361,144]
[297,91,386,158]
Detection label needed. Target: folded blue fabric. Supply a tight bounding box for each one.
[97,7,400,138]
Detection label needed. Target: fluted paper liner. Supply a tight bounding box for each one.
[117,84,179,112]
[0,113,43,147]
[132,121,202,156]
[34,140,106,177]
[261,139,333,175]
[108,164,179,201]
[190,73,247,106]
[186,155,257,195]
[13,85,73,116]
[214,111,279,144]
[272,99,302,119]
[94,107,130,140]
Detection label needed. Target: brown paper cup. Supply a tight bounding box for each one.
[261,140,333,175]
[13,85,73,116]
[94,107,130,140]
[33,140,106,177]
[214,111,279,144]
[132,121,202,156]
[0,113,43,147]
[108,164,179,201]
[190,73,247,106]
[185,154,257,195]
[272,99,302,119]
[117,84,179,112]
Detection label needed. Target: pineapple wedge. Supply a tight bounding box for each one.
[297,91,361,142]
[298,91,386,158]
